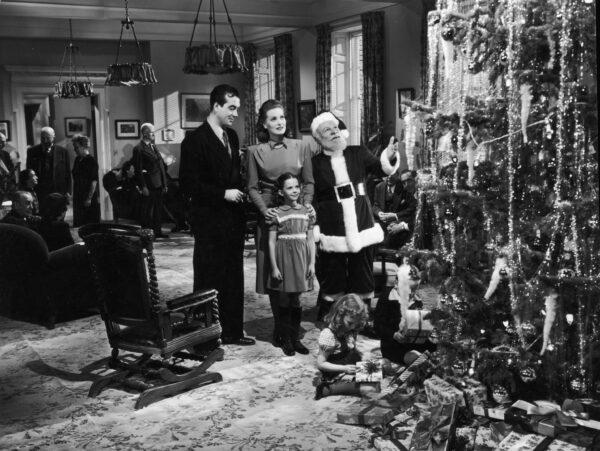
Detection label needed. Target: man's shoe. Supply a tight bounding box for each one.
[222,336,256,346]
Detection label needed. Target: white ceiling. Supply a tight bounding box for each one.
[0,0,406,44]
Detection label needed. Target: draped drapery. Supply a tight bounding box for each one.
[242,43,257,146]
[274,33,296,138]
[315,23,332,114]
[361,11,385,145]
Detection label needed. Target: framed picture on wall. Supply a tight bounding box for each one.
[115,120,140,139]
[297,100,316,133]
[180,93,211,129]
[0,120,11,141]
[397,88,415,118]
[64,117,88,137]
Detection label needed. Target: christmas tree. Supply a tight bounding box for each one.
[402,0,598,402]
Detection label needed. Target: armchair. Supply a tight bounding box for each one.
[79,223,223,409]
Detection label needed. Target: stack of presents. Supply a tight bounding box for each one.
[336,353,600,450]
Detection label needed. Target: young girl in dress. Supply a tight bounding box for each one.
[314,293,378,399]
[268,172,316,356]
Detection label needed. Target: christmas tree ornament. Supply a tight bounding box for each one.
[519,367,537,383]
[492,385,510,404]
[565,313,574,325]
[540,290,558,355]
[484,256,511,301]
[519,83,533,143]
[570,377,587,394]
[441,25,455,41]
[519,322,536,337]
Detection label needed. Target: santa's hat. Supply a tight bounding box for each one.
[311,112,350,140]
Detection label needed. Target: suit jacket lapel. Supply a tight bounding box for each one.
[202,123,231,167]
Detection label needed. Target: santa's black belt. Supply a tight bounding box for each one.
[331,182,366,202]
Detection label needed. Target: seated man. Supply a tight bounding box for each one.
[373,169,417,250]
[1,190,41,229]
[19,169,40,215]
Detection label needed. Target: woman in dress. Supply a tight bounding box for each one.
[71,135,100,227]
[247,99,315,348]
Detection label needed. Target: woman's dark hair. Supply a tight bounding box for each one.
[40,193,69,221]
[256,99,286,143]
[276,172,299,190]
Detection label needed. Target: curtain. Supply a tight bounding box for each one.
[274,33,296,138]
[315,23,331,114]
[243,43,257,146]
[361,11,385,145]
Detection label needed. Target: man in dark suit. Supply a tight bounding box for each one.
[26,127,72,211]
[180,84,254,346]
[373,169,417,249]
[0,132,17,199]
[132,123,169,238]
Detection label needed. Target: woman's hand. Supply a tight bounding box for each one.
[264,207,278,221]
[84,199,92,207]
[271,268,283,281]
[307,263,315,279]
[344,364,357,374]
[305,203,316,220]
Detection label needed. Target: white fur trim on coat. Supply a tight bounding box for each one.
[380,146,400,176]
[318,223,384,253]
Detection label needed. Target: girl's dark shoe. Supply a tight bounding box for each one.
[293,340,309,355]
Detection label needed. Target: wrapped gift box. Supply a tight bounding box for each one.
[337,400,396,426]
[387,351,432,389]
[424,375,466,407]
[497,431,550,450]
[355,359,383,383]
[455,426,478,451]
[563,399,600,421]
[474,426,498,451]
[447,376,488,407]
[401,309,434,344]
[372,411,419,451]
[472,403,507,420]
[545,439,586,451]
[409,402,457,451]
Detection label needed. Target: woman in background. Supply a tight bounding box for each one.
[71,135,100,227]
[247,99,315,350]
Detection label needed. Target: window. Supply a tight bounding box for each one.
[254,51,276,113]
[331,27,363,145]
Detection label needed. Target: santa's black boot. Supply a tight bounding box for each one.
[291,307,309,354]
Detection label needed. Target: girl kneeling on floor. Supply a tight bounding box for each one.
[268,172,316,356]
[314,293,378,399]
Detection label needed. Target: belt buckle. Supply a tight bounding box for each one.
[334,182,355,202]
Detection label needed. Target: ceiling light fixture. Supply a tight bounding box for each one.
[183,0,247,74]
[54,19,94,98]
[105,0,158,87]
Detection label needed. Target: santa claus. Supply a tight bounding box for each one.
[311,112,399,312]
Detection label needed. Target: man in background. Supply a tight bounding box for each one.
[26,127,71,212]
[132,122,169,239]
[0,132,18,199]
[180,84,254,346]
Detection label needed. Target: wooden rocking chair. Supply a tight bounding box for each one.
[79,223,223,409]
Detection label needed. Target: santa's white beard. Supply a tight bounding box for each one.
[325,137,347,154]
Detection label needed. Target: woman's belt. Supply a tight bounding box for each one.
[278,233,307,240]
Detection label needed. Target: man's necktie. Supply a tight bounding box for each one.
[222,131,231,156]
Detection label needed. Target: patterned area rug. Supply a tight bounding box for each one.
[0,234,390,450]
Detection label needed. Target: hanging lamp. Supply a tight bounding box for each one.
[183,0,247,74]
[54,19,94,98]
[105,0,158,86]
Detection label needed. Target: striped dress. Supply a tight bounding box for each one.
[268,204,315,293]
